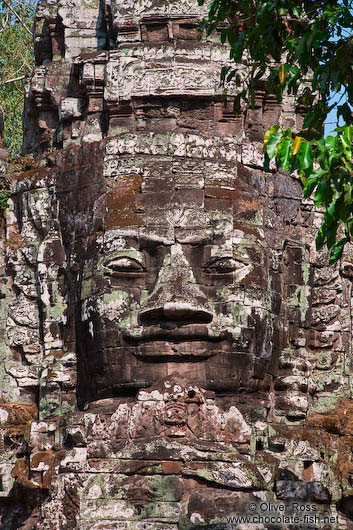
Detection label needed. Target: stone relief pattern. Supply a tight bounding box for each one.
[0,0,353,529]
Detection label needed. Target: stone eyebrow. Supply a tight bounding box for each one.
[176,235,212,245]
[139,234,175,246]
[139,234,213,245]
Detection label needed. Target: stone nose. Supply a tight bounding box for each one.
[139,243,213,324]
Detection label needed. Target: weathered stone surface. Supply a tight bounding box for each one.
[1,0,353,528]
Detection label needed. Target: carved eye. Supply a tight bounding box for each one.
[205,258,237,274]
[104,257,144,274]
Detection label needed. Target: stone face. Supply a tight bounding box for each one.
[1,0,353,528]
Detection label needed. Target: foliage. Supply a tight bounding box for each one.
[0,187,10,215]
[0,0,36,156]
[198,0,353,263]
[264,125,353,263]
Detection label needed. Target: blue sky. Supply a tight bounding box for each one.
[324,90,345,137]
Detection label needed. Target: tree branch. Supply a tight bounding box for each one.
[1,0,32,36]
[0,75,25,86]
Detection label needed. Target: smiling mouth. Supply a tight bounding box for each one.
[123,324,224,342]
[123,324,225,360]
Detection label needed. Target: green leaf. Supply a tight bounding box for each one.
[327,199,337,217]
[343,182,353,205]
[280,138,293,169]
[266,130,283,159]
[303,168,326,198]
[337,103,353,125]
[344,126,353,144]
[233,94,241,116]
[340,134,353,160]
[264,125,279,149]
[264,152,270,172]
[325,135,338,151]
[221,66,231,84]
[314,179,328,206]
[315,138,326,153]
[291,5,300,17]
[298,141,313,170]
[228,27,236,46]
[226,70,236,83]
[316,225,326,250]
[326,221,338,249]
[329,237,348,264]
[231,31,246,62]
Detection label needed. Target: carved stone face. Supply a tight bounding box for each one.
[76,142,276,406]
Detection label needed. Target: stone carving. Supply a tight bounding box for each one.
[1,0,353,528]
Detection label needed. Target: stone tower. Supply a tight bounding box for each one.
[0,0,353,528]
